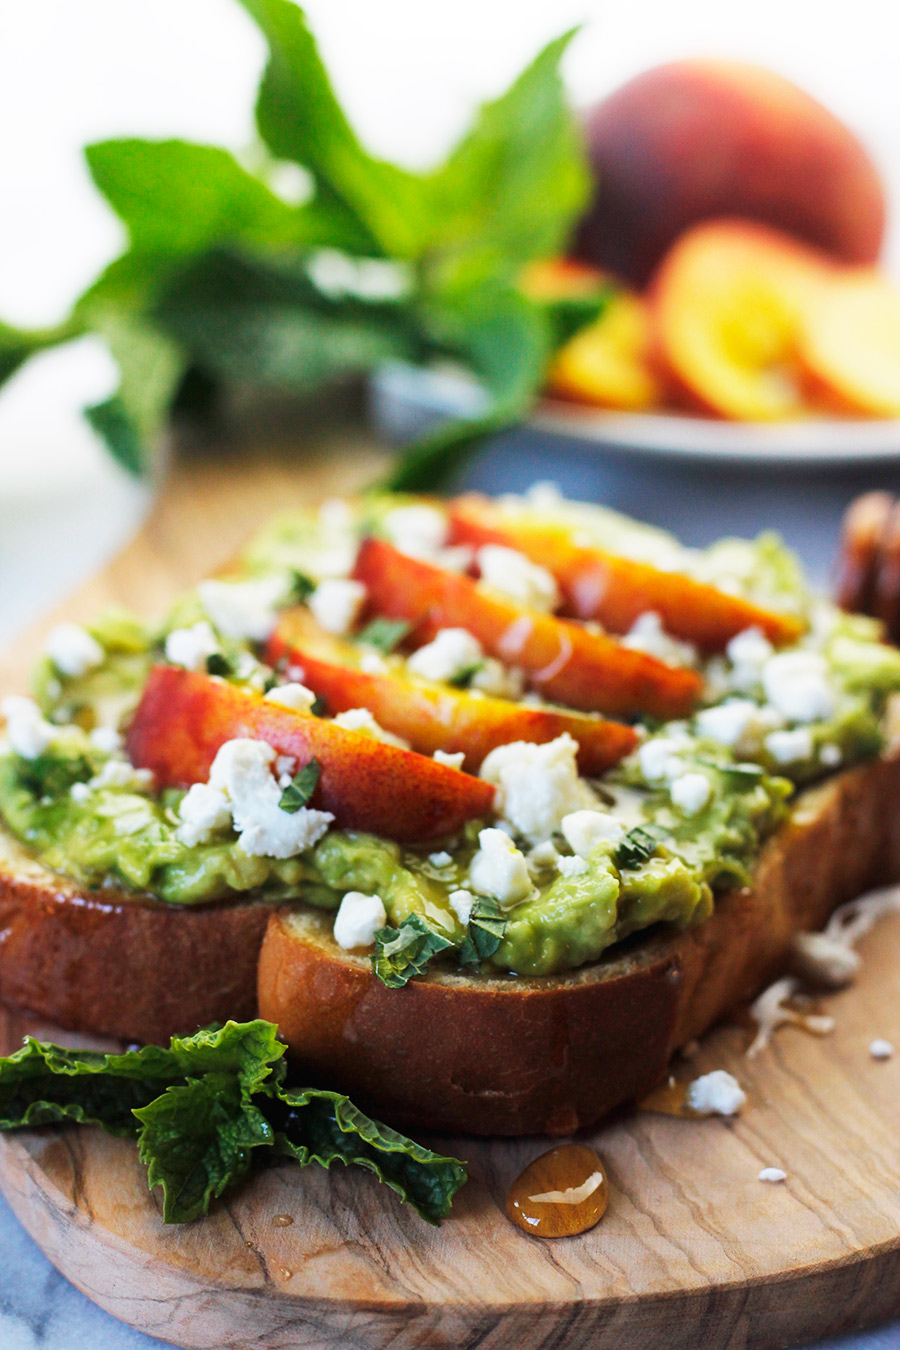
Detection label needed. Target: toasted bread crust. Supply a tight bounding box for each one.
[0,833,274,1044]
[258,750,900,1136]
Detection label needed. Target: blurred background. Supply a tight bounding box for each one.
[1,0,899,641]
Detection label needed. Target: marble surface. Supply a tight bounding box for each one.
[5,428,900,1347]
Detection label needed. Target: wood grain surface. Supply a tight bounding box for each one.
[3,438,900,1349]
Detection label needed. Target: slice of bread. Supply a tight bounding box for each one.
[258,748,900,1136]
[0,830,274,1045]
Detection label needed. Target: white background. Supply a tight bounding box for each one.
[0,0,898,639]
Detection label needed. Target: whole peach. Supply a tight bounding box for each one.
[573,60,885,286]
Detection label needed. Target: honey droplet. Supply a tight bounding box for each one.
[506,1144,609,1238]
[638,1078,693,1117]
[272,1213,294,1227]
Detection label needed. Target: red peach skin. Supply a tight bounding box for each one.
[125,665,494,843]
[267,608,637,775]
[449,495,803,650]
[352,538,701,719]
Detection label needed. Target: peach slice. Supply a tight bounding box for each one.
[651,219,833,420]
[353,538,701,719]
[797,270,900,418]
[125,665,494,842]
[449,494,803,649]
[546,292,660,412]
[267,607,637,775]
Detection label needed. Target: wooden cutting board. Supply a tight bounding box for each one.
[3,441,900,1350]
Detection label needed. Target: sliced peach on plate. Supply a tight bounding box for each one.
[449,494,803,649]
[650,218,833,420]
[797,270,900,418]
[546,291,660,412]
[125,665,494,842]
[267,606,637,774]
[353,537,701,719]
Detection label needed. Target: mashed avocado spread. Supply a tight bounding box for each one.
[3,489,900,981]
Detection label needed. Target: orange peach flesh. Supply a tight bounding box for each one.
[267,608,637,775]
[125,665,494,843]
[353,537,701,720]
[449,495,803,649]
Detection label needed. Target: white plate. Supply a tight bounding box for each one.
[371,362,900,467]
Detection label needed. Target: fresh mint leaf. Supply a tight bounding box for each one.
[615,825,664,870]
[84,316,185,475]
[85,140,310,256]
[269,1085,467,1224]
[426,29,589,284]
[205,652,234,678]
[372,914,454,988]
[355,617,410,654]
[0,316,82,389]
[447,661,483,689]
[287,569,316,604]
[135,1073,273,1223]
[0,1021,466,1224]
[239,0,430,258]
[310,695,327,717]
[279,758,320,812]
[458,897,507,967]
[18,749,93,799]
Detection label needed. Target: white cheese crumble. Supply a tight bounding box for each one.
[333,891,387,950]
[448,888,475,925]
[820,742,843,767]
[202,738,333,858]
[470,658,525,700]
[406,628,483,684]
[176,783,234,846]
[765,727,814,764]
[428,850,453,868]
[527,840,561,873]
[332,707,410,749]
[762,650,835,724]
[432,749,465,770]
[468,827,533,905]
[308,578,366,635]
[69,781,91,803]
[557,854,589,878]
[1,696,56,759]
[264,682,317,712]
[637,737,688,786]
[726,626,774,691]
[686,1070,746,1116]
[89,759,154,792]
[670,772,712,816]
[476,545,559,613]
[382,504,448,558]
[790,931,861,988]
[44,623,104,678]
[561,809,625,857]
[621,611,697,667]
[360,650,389,674]
[89,726,122,754]
[164,620,221,671]
[694,698,780,754]
[870,1038,894,1060]
[198,575,286,641]
[758,1167,787,1183]
[479,733,596,844]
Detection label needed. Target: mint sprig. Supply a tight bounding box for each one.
[0,1,599,486]
[0,1020,466,1225]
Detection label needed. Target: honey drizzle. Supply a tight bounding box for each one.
[506,1144,609,1238]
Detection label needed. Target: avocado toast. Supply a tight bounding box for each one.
[3,485,900,1134]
